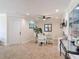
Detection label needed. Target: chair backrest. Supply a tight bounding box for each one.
[38,33,44,39]
[46,34,52,39]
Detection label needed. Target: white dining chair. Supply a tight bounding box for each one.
[37,33,47,45]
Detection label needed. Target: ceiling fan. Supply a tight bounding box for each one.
[38,15,51,20]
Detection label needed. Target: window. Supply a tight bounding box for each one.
[44,24,52,32]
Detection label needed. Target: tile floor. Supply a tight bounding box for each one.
[0,40,64,59]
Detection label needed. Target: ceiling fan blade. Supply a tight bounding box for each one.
[38,16,43,19]
[37,15,51,20]
[46,17,51,19]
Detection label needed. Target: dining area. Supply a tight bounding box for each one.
[35,32,53,46]
[59,38,79,59]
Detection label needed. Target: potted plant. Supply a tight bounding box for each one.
[33,27,42,43]
[33,27,42,37]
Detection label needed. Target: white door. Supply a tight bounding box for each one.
[13,19,21,43]
[9,19,22,44]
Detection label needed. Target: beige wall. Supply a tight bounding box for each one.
[66,0,79,14]
[7,16,34,45]
[20,19,34,44]
[37,17,63,42]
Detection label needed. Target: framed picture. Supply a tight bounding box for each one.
[44,24,52,32]
[29,21,36,29]
[29,23,35,29]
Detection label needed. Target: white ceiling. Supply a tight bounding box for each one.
[0,0,71,17]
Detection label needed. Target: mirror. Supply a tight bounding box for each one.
[69,4,79,38]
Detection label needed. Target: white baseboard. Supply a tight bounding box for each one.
[6,39,34,46]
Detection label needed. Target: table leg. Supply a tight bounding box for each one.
[65,52,69,59]
[60,40,61,56]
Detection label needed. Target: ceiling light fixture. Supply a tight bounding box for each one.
[43,18,46,21]
[56,9,59,13]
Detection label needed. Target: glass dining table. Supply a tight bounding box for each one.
[60,39,79,59]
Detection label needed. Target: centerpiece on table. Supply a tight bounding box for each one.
[75,38,79,52]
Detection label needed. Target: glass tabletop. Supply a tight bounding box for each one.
[61,40,79,55]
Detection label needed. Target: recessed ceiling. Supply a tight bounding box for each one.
[0,0,71,16]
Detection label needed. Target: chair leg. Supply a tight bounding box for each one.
[38,42,42,46]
